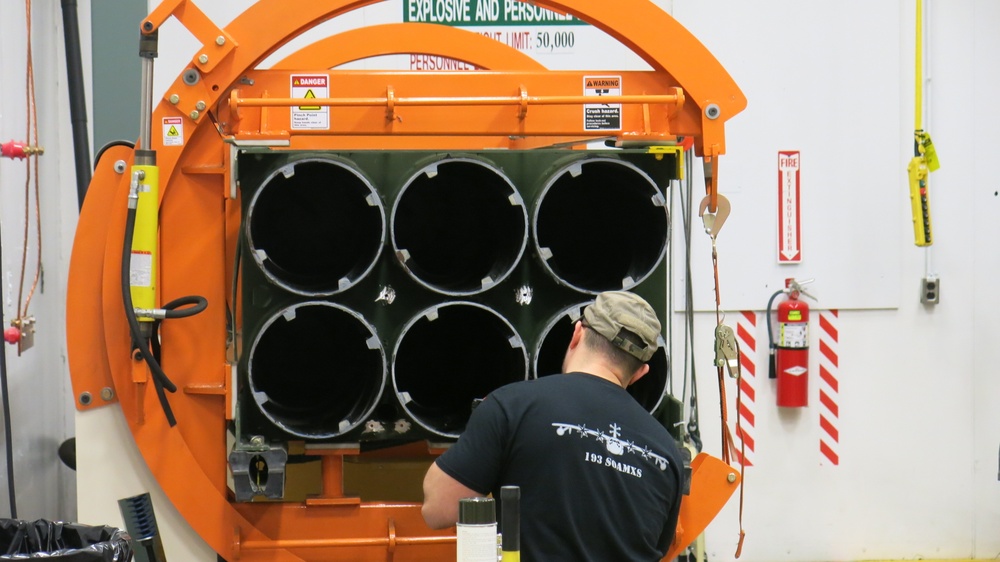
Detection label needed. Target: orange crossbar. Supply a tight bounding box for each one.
[231,94,683,109]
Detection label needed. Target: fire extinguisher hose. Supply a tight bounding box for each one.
[765,289,785,379]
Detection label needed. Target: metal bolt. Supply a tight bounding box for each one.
[705,103,721,120]
[215,35,226,46]
[100,387,115,401]
[198,54,209,65]
[169,94,180,105]
[375,286,396,305]
[189,110,200,120]
[727,472,737,483]
[515,285,533,306]
[142,21,153,32]
[249,435,265,446]
[195,101,207,111]
[79,392,92,406]
[113,160,127,174]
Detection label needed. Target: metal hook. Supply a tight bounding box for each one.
[699,193,731,237]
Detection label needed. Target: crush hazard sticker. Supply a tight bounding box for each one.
[583,75,621,131]
[290,74,329,130]
[162,117,183,146]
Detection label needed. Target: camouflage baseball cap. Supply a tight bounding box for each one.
[582,291,661,362]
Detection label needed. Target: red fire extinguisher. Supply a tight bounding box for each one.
[767,278,815,407]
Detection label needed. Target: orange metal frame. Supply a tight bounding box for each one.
[66,1,746,560]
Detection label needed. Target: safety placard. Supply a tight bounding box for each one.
[778,150,802,263]
[583,75,621,131]
[162,117,183,146]
[290,74,329,130]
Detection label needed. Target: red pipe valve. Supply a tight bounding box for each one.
[1,141,44,159]
[3,327,20,345]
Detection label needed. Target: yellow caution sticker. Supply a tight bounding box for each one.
[162,117,183,147]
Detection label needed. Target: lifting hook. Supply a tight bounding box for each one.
[699,193,731,237]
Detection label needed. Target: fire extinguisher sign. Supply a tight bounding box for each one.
[778,151,802,263]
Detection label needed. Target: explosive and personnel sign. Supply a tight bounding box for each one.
[405,0,581,25]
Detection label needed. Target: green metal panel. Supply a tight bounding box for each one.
[234,149,679,447]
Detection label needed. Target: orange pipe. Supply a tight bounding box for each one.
[232,94,683,109]
[240,536,455,550]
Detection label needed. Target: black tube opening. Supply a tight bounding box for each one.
[248,302,386,439]
[534,303,668,413]
[393,302,527,438]
[533,158,668,294]
[246,159,385,296]
[391,159,527,295]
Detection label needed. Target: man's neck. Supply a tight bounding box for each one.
[569,362,625,389]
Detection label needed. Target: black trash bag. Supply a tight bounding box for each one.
[0,519,132,561]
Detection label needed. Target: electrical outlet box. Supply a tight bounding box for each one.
[920,276,940,304]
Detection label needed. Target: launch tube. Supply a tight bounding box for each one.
[245,158,385,296]
[534,302,669,413]
[533,157,668,294]
[391,158,527,296]
[393,301,528,439]
[247,302,386,439]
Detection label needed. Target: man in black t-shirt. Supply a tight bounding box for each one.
[422,291,684,561]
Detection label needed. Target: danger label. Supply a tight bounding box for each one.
[162,117,183,146]
[583,75,621,131]
[290,74,329,130]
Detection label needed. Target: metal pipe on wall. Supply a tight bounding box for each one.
[61,0,91,208]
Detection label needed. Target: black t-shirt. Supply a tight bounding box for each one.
[435,372,684,562]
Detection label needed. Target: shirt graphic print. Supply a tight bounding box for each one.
[552,421,671,479]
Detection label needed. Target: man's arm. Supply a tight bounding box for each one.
[422,460,484,529]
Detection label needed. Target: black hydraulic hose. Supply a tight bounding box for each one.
[120,206,177,426]
[160,296,208,319]
[0,234,17,518]
[765,289,785,380]
[60,0,92,209]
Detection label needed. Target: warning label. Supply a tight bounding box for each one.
[583,75,621,131]
[162,117,183,146]
[290,74,329,130]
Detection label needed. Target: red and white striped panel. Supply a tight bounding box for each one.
[732,311,757,467]
[818,309,840,466]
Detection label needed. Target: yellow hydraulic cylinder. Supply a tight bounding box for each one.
[129,164,159,323]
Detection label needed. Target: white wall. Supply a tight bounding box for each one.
[674,1,1000,561]
[0,1,87,522]
[3,0,998,559]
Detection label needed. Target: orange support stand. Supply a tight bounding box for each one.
[66,1,746,560]
[305,449,363,507]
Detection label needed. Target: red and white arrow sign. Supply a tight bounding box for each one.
[778,151,801,263]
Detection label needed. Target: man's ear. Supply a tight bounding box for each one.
[568,320,585,349]
[626,363,650,387]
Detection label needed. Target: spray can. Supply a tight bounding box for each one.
[457,497,497,562]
